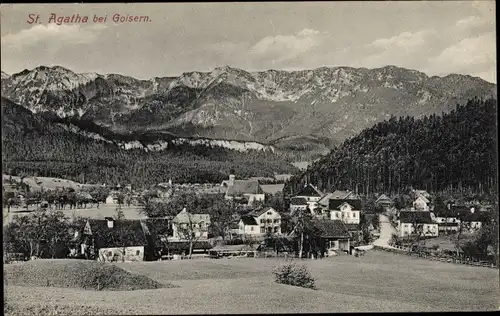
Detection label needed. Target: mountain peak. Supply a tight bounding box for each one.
[1,71,10,79]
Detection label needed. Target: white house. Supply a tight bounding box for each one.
[289,197,309,214]
[412,196,430,212]
[81,218,153,262]
[105,191,120,204]
[398,211,438,238]
[329,199,362,225]
[238,207,282,237]
[171,208,211,240]
[291,184,323,214]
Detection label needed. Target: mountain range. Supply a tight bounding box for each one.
[2,65,496,155]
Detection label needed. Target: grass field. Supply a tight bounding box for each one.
[3,204,146,226]
[4,250,499,315]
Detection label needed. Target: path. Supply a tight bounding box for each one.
[372,214,397,249]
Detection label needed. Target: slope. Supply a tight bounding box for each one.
[286,98,498,196]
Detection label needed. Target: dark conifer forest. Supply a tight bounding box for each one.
[286,98,497,197]
[1,98,297,187]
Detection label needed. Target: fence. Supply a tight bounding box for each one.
[373,245,498,269]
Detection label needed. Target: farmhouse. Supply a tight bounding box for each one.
[224,174,265,205]
[397,211,438,238]
[292,184,323,213]
[375,194,394,208]
[312,219,352,253]
[290,197,309,214]
[260,183,285,195]
[80,218,155,262]
[328,199,363,225]
[171,208,211,240]
[238,207,282,237]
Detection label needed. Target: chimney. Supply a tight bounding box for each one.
[105,217,114,228]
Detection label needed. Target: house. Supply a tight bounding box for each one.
[105,191,120,204]
[412,196,430,212]
[457,209,490,232]
[171,208,211,240]
[312,219,352,253]
[291,184,323,213]
[80,218,155,262]
[432,207,461,234]
[238,207,282,237]
[328,199,363,225]
[375,194,393,208]
[397,211,438,238]
[224,174,265,204]
[238,216,260,237]
[412,189,431,200]
[289,197,309,214]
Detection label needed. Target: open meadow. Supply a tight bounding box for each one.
[4,250,499,315]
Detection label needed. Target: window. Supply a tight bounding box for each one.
[267,211,272,215]
[251,227,254,231]
[260,219,265,224]
[353,212,357,218]
[260,227,265,233]
[136,250,140,256]
[274,227,278,233]
[273,219,279,223]
[108,251,112,256]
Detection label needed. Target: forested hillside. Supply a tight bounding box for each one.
[2,98,297,187]
[286,98,497,197]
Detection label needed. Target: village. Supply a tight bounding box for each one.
[3,172,496,266]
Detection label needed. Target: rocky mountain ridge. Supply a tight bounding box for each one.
[2,65,496,150]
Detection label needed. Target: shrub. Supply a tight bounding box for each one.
[272,260,315,289]
[224,238,244,245]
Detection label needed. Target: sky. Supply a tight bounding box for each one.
[0,1,496,83]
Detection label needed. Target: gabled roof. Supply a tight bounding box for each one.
[172,209,211,224]
[398,211,433,224]
[226,180,263,196]
[329,199,363,210]
[260,184,285,195]
[84,219,150,249]
[240,216,258,226]
[462,211,490,223]
[290,197,308,205]
[414,196,430,204]
[312,219,351,239]
[331,190,357,199]
[248,206,277,217]
[376,194,392,203]
[295,184,323,197]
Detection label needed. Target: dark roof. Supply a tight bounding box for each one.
[226,180,262,196]
[295,184,323,197]
[398,211,433,224]
[330,190,356,199]
[376,194,393,203]
[248,207,275,217]
[240,216,258,226]
[438,222,460,227]
[344,223,359,231]
[329,199,363,210]
[290,197,308,205]
[312,219,351,238]
[85,219,150,249]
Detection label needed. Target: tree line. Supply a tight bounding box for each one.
[286,98,497,197]
[2,98,298,188]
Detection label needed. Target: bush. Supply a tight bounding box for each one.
[272,260,315,289]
